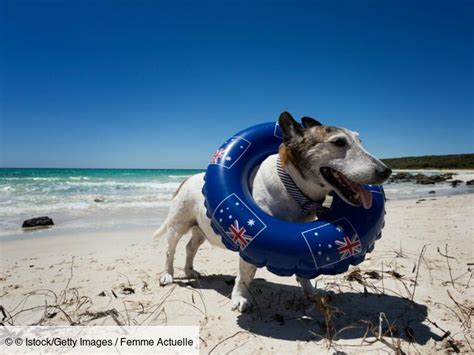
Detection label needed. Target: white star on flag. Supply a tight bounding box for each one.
[247,219,255,227]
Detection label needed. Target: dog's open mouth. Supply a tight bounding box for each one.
[320,167,373,209]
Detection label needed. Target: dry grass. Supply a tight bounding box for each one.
[1,242,472,354]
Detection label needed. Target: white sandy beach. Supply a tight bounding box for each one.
[1,194,473,354]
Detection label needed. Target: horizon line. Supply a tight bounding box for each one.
[1,152,473,170]
[0,152,474,170]
[0,167,206,170]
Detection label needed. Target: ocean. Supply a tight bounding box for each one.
[1,168,473,239]
[0,168,202,238]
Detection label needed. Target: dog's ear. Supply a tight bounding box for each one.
[301,116,322,128]
[278,111,303,143]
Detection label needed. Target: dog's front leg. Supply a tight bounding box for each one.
[297,277,328,300]
[297,277,315,298]
[231,258,257,312]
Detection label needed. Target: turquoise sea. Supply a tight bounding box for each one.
[1,168,473,238]
[0,168,202,238]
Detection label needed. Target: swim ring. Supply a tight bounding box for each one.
[202,122,385,279]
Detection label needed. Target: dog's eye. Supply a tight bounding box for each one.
[331,138,347,147]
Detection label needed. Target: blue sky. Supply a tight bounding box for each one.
[1,0,473,169]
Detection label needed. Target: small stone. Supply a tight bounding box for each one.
[22,216,54,229]
[122,287,135,295]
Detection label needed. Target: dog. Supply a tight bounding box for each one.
[154,111,391,312]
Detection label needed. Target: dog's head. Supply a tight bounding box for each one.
[278,111,391,209]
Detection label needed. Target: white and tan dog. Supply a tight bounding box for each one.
[154,112,391,312]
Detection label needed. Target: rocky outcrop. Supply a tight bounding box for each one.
[414,173,454,185]
[388,172,413,183]
[450,180,463,187]
[389,172,455,185]
[466,179,474,186]
[22,216,54,229]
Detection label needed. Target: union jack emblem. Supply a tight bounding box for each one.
[225,220,252,248]
[211,148,224,164]
[335,234,362,260]
[209,136,251,169]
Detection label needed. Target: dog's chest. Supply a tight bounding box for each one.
[251,156,313,222]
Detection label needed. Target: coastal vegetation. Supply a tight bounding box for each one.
[382,154,474,170]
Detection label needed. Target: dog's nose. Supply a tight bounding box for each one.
[376,167,392,180]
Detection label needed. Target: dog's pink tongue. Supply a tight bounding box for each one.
[358,186,373,209]
[344,177,373,209]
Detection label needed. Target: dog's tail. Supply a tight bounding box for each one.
[153,219,168,240]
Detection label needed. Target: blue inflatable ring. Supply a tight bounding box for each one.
[202,122,385,279]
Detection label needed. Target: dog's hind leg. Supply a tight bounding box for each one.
[184,226,205,279]
[159,224,188,286]
[157,173,203,286]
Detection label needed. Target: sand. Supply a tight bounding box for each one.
[1,194,473,354]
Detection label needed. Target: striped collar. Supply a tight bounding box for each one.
[276,157,324,217]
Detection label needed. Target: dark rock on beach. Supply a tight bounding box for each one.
[22,216,54,229]
[450,180,463,187]
[94,197,105,203]
[429,190,436,194]
[466,179,474,186]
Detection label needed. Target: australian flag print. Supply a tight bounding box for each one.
[210,136,251,169]
[212,194,266,251]
[301,218,362,269]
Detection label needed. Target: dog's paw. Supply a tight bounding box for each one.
[303,287,329,301]
[307,289,330,302]
[312,288,329,299]
[159,272,174,286]
[305,288,330,301]
[231,295,252,312]
[184,268,201,279]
